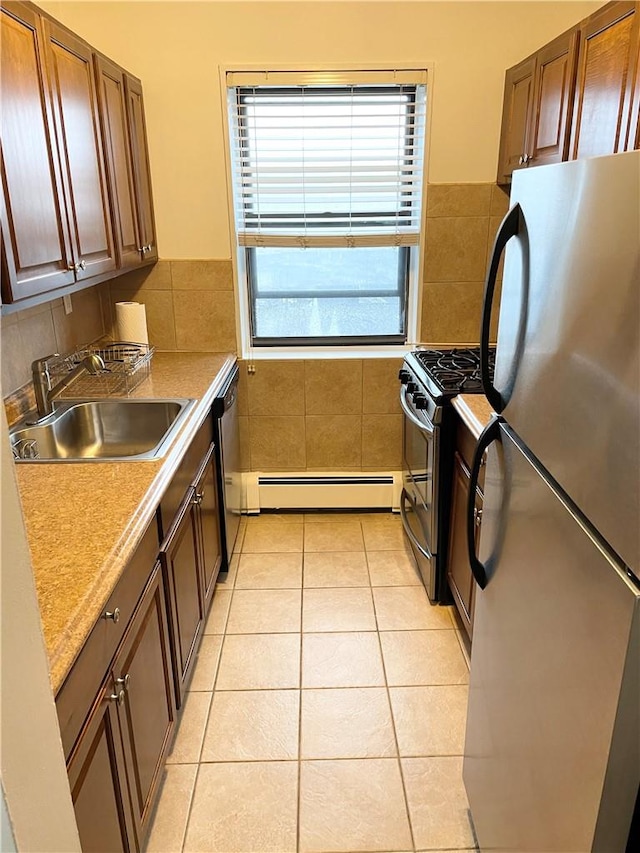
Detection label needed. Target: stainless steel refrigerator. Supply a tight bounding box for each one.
[463,151,640,852]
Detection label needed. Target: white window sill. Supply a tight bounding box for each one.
[240,344,416,360]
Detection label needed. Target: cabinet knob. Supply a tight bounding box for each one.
[68,261,86,273]
[103,607,120,623]
[473,507,483,526]
[109,689,125,706]
[518,155,524,165]
[116,674,131,691]
[192,491,204,506]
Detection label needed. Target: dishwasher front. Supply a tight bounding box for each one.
[213,365,241,570]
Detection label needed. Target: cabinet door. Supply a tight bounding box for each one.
[496,55,536,183]
[161,492,204,706]
[94,54,141,270]
[528,29,579,168]
[43,20,115,280]
[195,442,222,611]
[67,681,136,853]
[114,563,176,849]
[447,453,474,635]
[124,75,157,262]
[0,2,75,302]
[570,0,640,159]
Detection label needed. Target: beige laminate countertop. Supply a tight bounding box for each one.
[14,351,236,694]
[452,394,496,439]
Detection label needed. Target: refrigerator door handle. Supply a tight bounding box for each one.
[467,416,503,589]
[481,203,527,412]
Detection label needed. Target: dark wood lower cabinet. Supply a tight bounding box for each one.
[67,679,135,853]
[67,563,175,853]
[195,443,222,611]
[115,563,176,847]
[57,408,226,851]
[161,494,204,708]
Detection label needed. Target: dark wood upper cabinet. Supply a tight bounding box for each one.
[43,19,116,280]
[1,0,158,305]
[94,54,141,270]
[124,74,158,263]
[570,1,640,159]
[528,28,580,168]
[497,2,640,183]
[496,55,536,183]
[0,2,75,301]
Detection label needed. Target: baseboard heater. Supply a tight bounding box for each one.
[244,472,403,512]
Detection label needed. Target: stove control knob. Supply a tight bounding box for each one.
[398,369,411,385]
[407,382,418,394]
[413,393,428,409]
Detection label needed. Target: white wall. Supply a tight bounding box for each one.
[40,0,601,257]
[0,414,81,852]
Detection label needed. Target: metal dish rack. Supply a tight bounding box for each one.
[51,342,155,398]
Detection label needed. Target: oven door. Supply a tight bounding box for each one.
[400,386,439,556]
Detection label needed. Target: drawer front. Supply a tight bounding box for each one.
[158,413,212,539]
[56,518,159,759]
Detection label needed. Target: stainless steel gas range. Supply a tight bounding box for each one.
[399,346,494,603]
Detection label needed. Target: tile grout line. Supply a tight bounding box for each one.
[180,539,239,852]
[364,522,418,853]
[296,526,306,853]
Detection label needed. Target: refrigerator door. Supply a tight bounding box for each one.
[464,424,640,853]
[487,151,640,575]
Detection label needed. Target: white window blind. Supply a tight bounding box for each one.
[227,71,427,250]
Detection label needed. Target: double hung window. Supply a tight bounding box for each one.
[226,70,427,348]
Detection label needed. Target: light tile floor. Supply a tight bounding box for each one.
[145,512,479,853]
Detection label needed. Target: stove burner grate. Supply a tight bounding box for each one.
[412,347,495,395]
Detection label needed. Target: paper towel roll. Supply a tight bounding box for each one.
[116,302,149,345]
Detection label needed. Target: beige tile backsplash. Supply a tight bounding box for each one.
[2,181,508,472]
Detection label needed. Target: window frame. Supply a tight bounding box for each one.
[220,64,432,359]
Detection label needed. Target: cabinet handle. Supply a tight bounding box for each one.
[116,674,131,691]
[103,607,120,623]
[109,689,125,706]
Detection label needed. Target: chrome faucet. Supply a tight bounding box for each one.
[31,352,106,420]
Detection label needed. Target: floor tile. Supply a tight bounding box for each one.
[303,551,370,587]
[246,513,304,526]
[145,764,198,852]
[373,586,453,630]
[204,588,232,634]
[299,758,413,852]
[367,550,422,586]
[216,633,300,690]
[188,635,223,691]
[302,632,385,688]
[216,552,239,588]
[201,690,299,761]
[304,512,391,523]
[235,552,303,588]
[362,519,408,551]
[226,589,302,633]
[242,522,303,553]
[300,688,396,759]
[184,761,298,852]
[304,521,364,552]
[302,587,376,632]
[403,756,476,850]
[390,685,468,756]
[380,630,469,686]
[166,691,211,764]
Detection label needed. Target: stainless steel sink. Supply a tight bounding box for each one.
[10,398,196,462]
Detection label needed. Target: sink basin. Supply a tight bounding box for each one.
[10,398,196,462]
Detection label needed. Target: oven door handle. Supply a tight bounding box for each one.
[400,489,433,559]
[400,387,435,436]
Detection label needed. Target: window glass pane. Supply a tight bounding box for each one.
[251,246,405,340]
